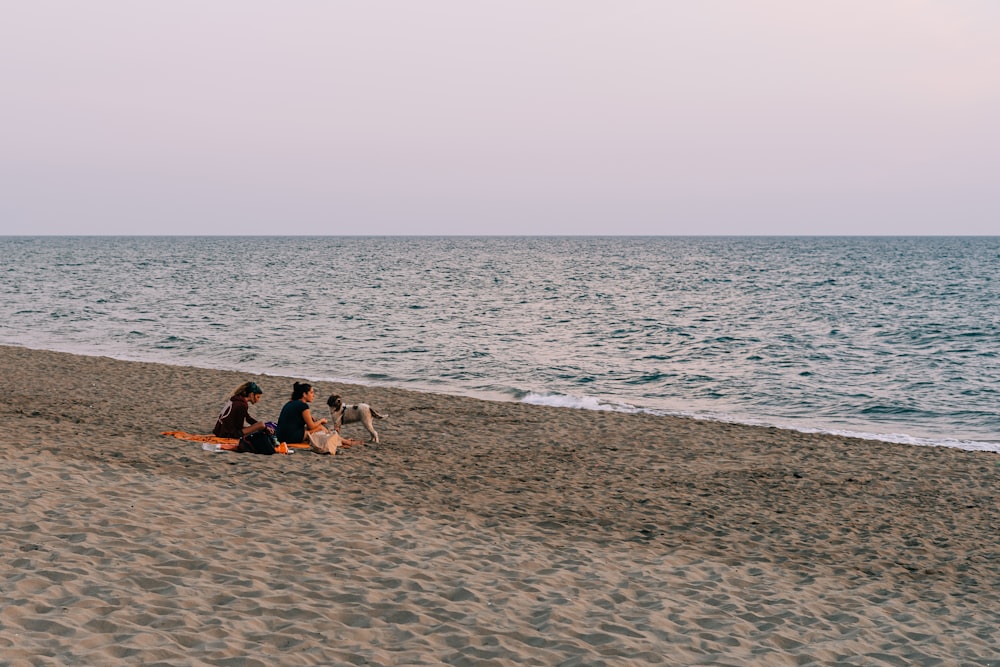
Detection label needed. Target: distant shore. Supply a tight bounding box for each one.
[2,344,998,664]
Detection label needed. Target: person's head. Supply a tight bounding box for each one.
[232,381,264,403]
[291,382,315,402]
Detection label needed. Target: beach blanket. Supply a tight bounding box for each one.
[161,431,312,450]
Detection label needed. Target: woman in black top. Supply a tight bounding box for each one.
[274,382,327,444]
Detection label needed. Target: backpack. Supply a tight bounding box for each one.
[238,430,278,455]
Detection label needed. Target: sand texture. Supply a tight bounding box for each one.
[1,345,999,666]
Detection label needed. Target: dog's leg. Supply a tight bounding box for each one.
[358,413,379,443]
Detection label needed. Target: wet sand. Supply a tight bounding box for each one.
[1,344,998,665]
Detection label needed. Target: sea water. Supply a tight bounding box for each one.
[1,236,997,451]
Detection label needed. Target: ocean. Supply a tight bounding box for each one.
[2,236,998,452]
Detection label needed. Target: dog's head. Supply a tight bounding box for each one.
[327,394,343,411]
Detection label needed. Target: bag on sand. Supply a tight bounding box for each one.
[239,430,278,455]
[308,430,340,455]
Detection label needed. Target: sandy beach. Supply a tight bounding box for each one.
[1,344,998,665]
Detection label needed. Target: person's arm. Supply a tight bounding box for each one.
[232,401,265,435]
[243,411,264,434]
[302,408,327,432]
[242,420,266,435]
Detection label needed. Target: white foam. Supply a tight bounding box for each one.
[517,391,1000,454]
[521,392,640,413]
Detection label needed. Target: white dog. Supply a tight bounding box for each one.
[326,394,385,443]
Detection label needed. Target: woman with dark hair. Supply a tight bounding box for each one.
[274,382,328,445]
[213,381,269,439]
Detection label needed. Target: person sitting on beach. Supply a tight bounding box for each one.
[275,382,327,443]
[275,382,364,448]
[213,381,270,439]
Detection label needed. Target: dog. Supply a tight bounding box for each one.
[327,394,385,443]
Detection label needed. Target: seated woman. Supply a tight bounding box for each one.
[213,381,270,440]
[275,382,361,447]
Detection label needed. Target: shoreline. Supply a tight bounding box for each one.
[4,340,997,453]
[3,344,999,663]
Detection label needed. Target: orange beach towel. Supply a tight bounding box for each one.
[161,431,238,445]
[161,431,311,450]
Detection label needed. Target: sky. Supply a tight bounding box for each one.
[1,1,998,236]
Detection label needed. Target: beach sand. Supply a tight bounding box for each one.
[1,345,998,665]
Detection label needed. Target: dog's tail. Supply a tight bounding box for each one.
[371,408,386,420]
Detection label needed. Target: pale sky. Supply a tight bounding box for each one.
[1,1,998,235]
